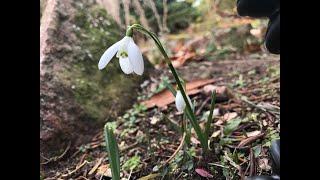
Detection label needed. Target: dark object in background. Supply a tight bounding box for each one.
[270,139,280,175]
[246,175,280,180]
[237,0,280,54]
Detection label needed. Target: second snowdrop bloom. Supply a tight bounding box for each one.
[98,36,144,75]
[175,90,193,112]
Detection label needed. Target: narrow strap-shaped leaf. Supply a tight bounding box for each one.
[205,90,216,142]
[104,123,120,180]
[163,79,176,96]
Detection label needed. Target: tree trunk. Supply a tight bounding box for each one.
[162,0,169,32]
[132,0,150,30]
[121,0,131,27]
[146,0,163,33]
[97,0,123,28]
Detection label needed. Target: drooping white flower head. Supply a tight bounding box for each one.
[175,90,193,112]
[98,36,144,75]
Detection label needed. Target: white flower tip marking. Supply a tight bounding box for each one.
[175,91,186,112]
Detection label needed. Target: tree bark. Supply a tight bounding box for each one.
[162,0,169,32]
[132,0,150,30]
[121,0,131,27]
[146,0,163,33]
[97,0,123,28]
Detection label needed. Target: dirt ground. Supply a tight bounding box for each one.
[40,54,279,179]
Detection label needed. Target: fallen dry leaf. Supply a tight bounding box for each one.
[211,130,221,138]
[258,158,271,171]
[191,137,200,145]
[237,133,264,148]
[171,51,196,68]
[213,108,220,116]
[247,130,262,137]
[222,112,238,121]
[214,112,238,126]
[203,85,225,94]
[141,78,221,109]
[138,173,161,180]
[195,168,213,178]
[95,164,112,178]
[203,85,234,100]
[150,116,160,125]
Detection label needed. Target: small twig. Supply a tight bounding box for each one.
[120,142,139,152]
[163,113,180,131]
[237,133,265,148]
[249,148,256,176]
[224,152,244,179]
[77,153,88,167]
[195,96,211,115]
[244,161,251,176]
[240,96,279,117]
[127,169,133,180]
[99,167,109,180]
[226,144,250,150]
[76,176,89,180]
[41,141,71,165]
[60,160,88,178]
[208,163,229,169]
[162,133,186,166]
[88,158,103,175]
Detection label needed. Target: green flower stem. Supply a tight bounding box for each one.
[130,24,208,150]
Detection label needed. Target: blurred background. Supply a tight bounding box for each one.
[40,0,279,179]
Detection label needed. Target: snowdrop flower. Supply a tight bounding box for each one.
[175,90,193,112]
[98,36,144,75]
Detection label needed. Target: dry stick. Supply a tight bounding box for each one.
[162,133,186,166]
[127,169,133,180]
[60,160,89,178]
[209,163,230,169]
[88,158,103,175]
[120,142,139,152]
[249,148,256,176]
[224,152,244,179]
[40,141,71,165]
[76,176,89,180]
[195,96,211,115]
[244,161,251,177]
[240,96,279,117]
[99,167,109,180]
[237,133,265,148]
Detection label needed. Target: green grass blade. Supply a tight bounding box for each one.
[205,90,216,142]
[104,123,120,180]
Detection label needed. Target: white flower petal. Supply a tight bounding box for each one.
[98,37,126,70]
[119,57,134,74]
[128,39,144,75]
[98,42,121,70]
[175,90,193,112]
[175,91,186,112]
